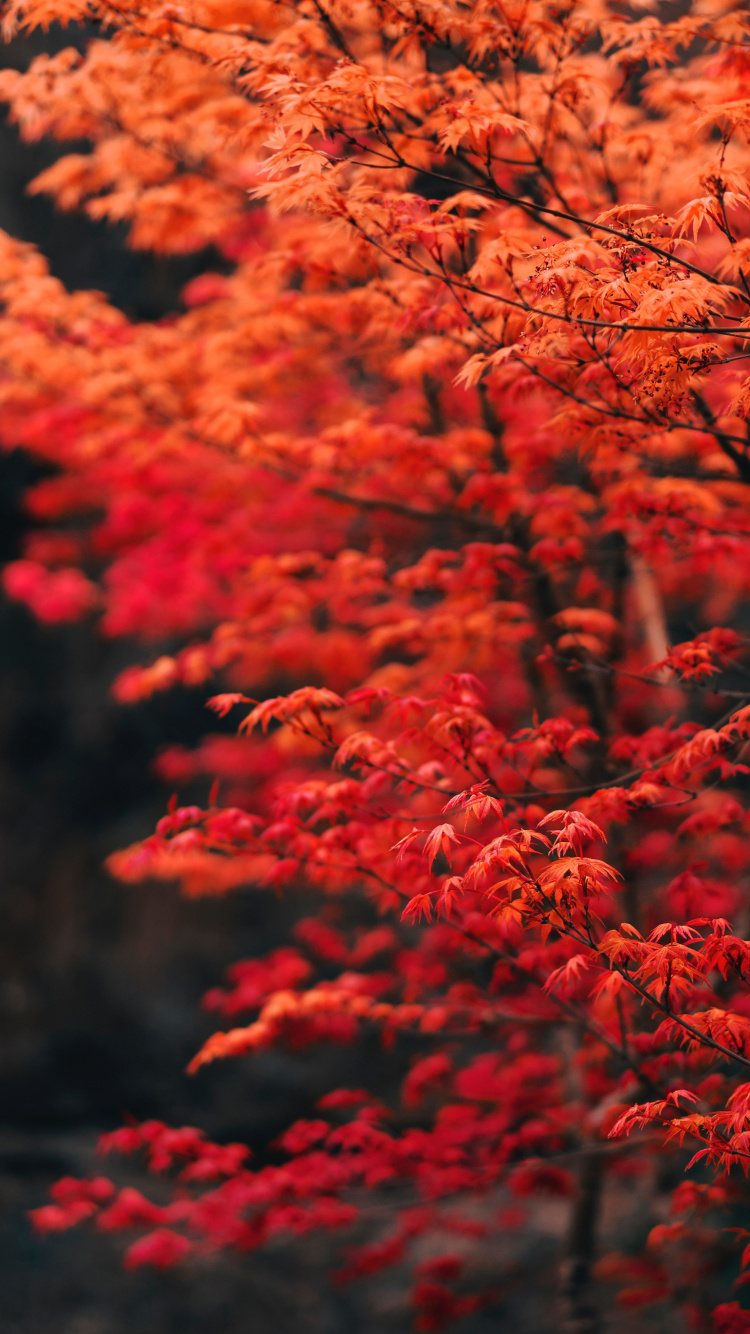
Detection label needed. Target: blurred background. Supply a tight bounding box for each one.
[0,28,658,1334]
[0,24,397,1333]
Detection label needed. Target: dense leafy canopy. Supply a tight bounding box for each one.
[6,0,750,1325]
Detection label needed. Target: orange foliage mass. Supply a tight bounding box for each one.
[5,0,750,1324]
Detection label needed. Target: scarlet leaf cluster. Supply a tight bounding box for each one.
[6,0,750,1325]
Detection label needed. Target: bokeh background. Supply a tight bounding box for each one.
[0,26,390,1333]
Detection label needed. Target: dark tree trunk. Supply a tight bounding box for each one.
[559,1148,604,1334]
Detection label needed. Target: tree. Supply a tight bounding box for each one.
[4,0,750,1326]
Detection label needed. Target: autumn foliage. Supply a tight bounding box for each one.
[7,0,750,1325]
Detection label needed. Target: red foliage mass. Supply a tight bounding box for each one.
[5,0,750,1325]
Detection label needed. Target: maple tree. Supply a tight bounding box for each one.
[7,0,750,1326]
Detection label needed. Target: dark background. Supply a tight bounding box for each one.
[0,28,665,1334]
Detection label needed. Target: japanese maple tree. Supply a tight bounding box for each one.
[5,0,750,1326]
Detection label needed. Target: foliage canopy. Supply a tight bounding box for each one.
[5,0,750,1325]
